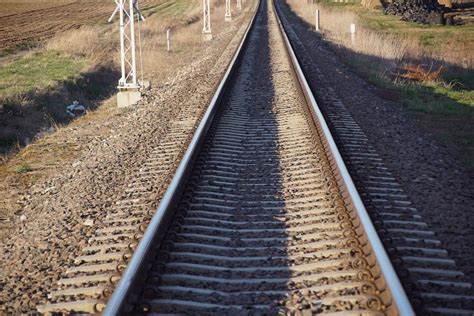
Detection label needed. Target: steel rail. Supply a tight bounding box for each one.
[102,1,262,314]
[272,0,415,315]
[103,0,415,314]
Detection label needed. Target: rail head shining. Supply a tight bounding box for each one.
[271,0,415,315]
[102,2,261,315]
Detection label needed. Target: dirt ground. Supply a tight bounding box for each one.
[0,0,160,53]
[0,2,71,17]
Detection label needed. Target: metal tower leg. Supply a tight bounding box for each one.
[109,0,143,107]
[202,0,213,40]
[225,0,232,22]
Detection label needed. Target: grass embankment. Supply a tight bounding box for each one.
[0,0,241,204]
[1,0,243,226]
[326,2,474,54]
[0,0,199,225]
[288,0,474,167]
[0,0,198,158]
[0,30,112,157]
[0,51,86,97]
[0,43,35,59]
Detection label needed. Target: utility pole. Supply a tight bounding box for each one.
[202,0,213,40]
[109,0,147,107]
[225,0,232,22]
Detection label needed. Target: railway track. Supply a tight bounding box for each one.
[33,0,473,314]
[275,1,474,314]
[98,0,413,314]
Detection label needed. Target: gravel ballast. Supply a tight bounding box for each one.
[0,4,256,313]
[277,0,474,311]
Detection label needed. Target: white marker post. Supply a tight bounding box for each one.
[350,23,356,44]
[315,9,320,31]
[202,0,213,40]
[237,0,242,10]
[166,29,171,51]
[225,0,232,22]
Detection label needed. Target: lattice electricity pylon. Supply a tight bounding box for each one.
[202,0,211,34]
[237,0,242,10]
[109,0,145,90]
[225,0,232,21]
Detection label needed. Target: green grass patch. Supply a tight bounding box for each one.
[0,50,86,98]
[143,0,192,19]
[0,41,39,58]
[444,71,474,90]
[420,32,436,47]
[351,60,474,116]
[15,163,32,174]
[398,81,474,115]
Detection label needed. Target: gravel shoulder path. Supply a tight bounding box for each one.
[277,0,474,293]
[0,3,256,313]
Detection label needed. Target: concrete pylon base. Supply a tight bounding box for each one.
[202,32,213,41]
[225,16,232,22]
[117,89,141,108]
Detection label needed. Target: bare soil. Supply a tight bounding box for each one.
[0,0,160,53]
[0,3,71,17]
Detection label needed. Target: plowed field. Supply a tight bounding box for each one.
[0,1,160,53]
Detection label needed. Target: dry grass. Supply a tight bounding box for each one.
[46,26,114,62]
[138,0,239,82]
[139,0,201,79]
[286,0,472,69]
[43,0,237,82]
[288,1,418,62]
[397,63,444,82]
[286,0,474,168]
